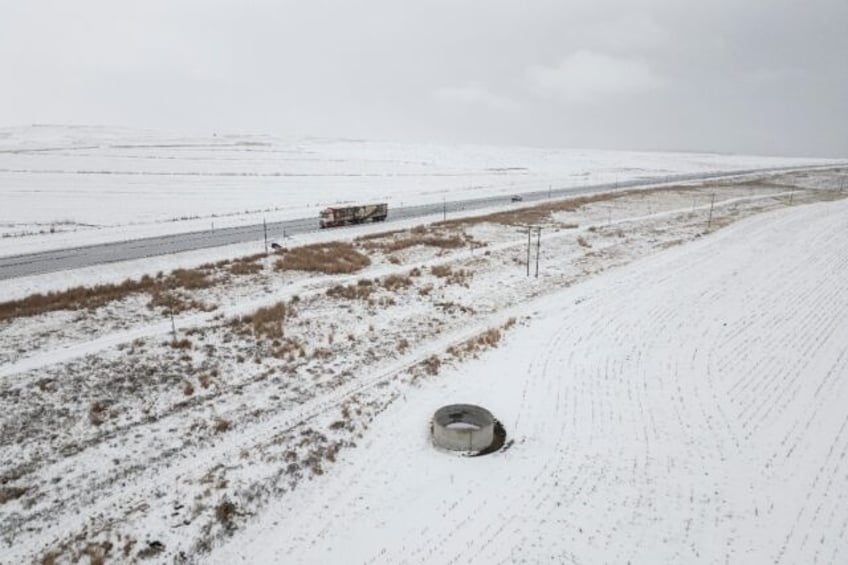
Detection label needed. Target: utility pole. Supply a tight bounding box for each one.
[263,218,268,254]
[707,193,716,230]
[526,227,531,276]
[534,227,542,278]
[167,292,176,343]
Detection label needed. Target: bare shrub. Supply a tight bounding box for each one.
[387,255,401,265]
[358,226,467,253]
[311,347,332,359]
[422,355,441,375]
[122,539,137,558]
[35,378,54,393]
[170,338,192,350]
[241,302,286,339]
[198,374,213,389]
[577,236,592,248]
[213,418,231,433]
[430,265,472,286]
[381,274,413,292]
[228,260,263,276]
[169,268,213,290]
[274,242,370,274]
[89,401,109,426]
[183,382,195,396]
[430,265,452,278]
[0,486,27,504]
[148,289,212,315]
[397,338,409,353]
[215,499,237,528]
[41,551,61,565]
[327,279,375,301]
[80,542,112,565]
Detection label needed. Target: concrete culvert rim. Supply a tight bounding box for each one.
[431,404,506,455]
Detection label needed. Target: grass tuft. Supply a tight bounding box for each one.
[274,242,370,274]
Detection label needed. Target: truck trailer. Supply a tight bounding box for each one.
[319,203,388,228]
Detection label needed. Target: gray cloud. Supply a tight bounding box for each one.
[1,0,845,156]
[526,51,665,103]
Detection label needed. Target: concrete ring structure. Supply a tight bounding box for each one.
[432,404,495,453]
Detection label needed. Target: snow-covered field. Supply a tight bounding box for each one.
[217,192,848,565]
[1,162,847,563]
[1,125,840,256]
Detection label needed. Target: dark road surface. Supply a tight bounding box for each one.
[0,167,816,280]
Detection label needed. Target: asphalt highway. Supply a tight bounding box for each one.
[0,167,817,280]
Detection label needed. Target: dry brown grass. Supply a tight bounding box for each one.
[430,265,472,286]
[80,542,112,565]
[430,265,452,277]
[215,499,237,528]
[40,551,61,565]
[274,242,370,274]
[88,401,109,426]
[240,302,286,339]
[170,337,192,350]
[148,289,213,315]
[327,279,376,301]
[0,264,220,322]
[357,225,469,254]
[435,187,693,228]
[448,318,516,360]
[169,268,214,290]
[422,355,442,375]
[228,259,263,276]
[381,274,413,292]
[213,418,231,433]
[0,486,27,504]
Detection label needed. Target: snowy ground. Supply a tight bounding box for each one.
[1,166,846,564]
[216,189,848,565]
[1,125,840,256]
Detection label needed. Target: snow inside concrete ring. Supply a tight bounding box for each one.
[432,404,496,453]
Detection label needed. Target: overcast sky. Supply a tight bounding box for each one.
[2,0,846,156]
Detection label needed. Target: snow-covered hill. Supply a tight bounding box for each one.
[1,125,838,254]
